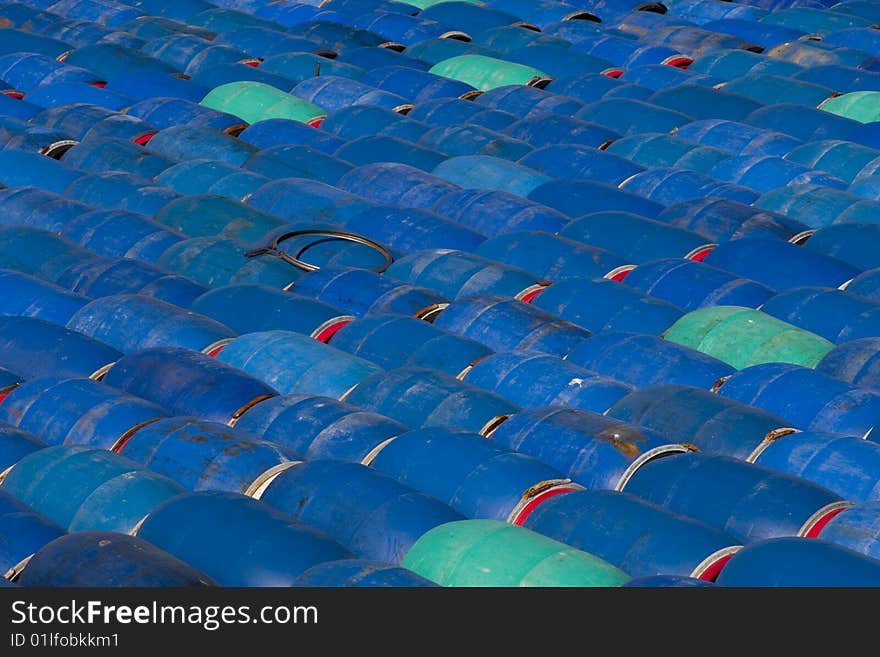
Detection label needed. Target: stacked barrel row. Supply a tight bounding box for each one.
[1,0,880,586]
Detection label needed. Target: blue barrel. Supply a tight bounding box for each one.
[0,52,99,92]
[1,446,145,528]
[608,384,789,459]
[605,133,731,174]
[346,362,517,432]
[336,44,431,71]
[0,94,40,121]
[502,114,621,151]
[63,173,182,217]
[573,97,694,136]
[17,531,216,587]
[715,537,880,587]
[67,469,186,534]
[0,226,98,283]
[245,177,374,227]
[117,417,298,495]
[360,65,476,101]
[0,490,64,579]
[66,294,236,354]
[371,426,578,523]
[745,102,864,143]
[154,159,270,200]
[762,286,880,343]
[417,124,533,162]
[675,118,803,157]
[333,134,447,171]
[656,197,813,243]
[343,205,485,255]
[0,187,90,233]
[848,268,880,303]
[330,314,492,377]
[490,406,689,490]
[462,351,634,414]
[623,452,846,543]
[292,559,437,587]
[722,73,834,108]
[291,266,447,318]
[0,316,121,381]
[431,189,568,235]
[213,25,325,58]
[624,259,775,312]
[689,48,803,80]
[144,125,258,167]
[787,140,880,185]
[61,208,185,264]
[620,168,759,205]
[153,194,290,244]
[0,376,168,450]
[127,97,248,133]
[705,238,860,290]
[261,52,365,85]
[243,144,353,186]
[472,85,583,118]
[239,119,345,152]
[523,489,740,579]
[816,337,880,390]
[0,423,45,476]
[0,149,82,194]
[235,393,408,464]
[709,153,847,192]
[0,29,71,59]
[433,294,592,357]
[136,491,351,586]
[517,145,644,186]
[718,362,880,438]
[103,346,278,424]
[649,84,763,121]
[259,460,464,563]
[624,575,715,587]
[529,179,666,219]
[475,231,629,281]
[804,222,880,272]
[432,155,551,198]
[292,75,413,113]
[61,136,176,180]
[406,97,518,132]
[25,81,134,111]
[817,502,880,560]
[215,330,381,399]
[322,105,430,142]
[0,269,89,325]
[530,277,684,336]
[755,184,880,230]
[106,71,208,103]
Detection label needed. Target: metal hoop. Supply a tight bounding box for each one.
[245,229,394,273]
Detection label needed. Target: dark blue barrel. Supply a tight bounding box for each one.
[61,136,177,180]
[261,52,365,85]
[817,502,880,560]
[243,144,353,187]
[786,139,880,185]
[0,187,90,233]
[259,460,464,563]
[245,177,374,225]
[745,102,864,143]
[0,423,46,476]
[530,277,684,336]
[574,98,694,136]
[417,124,532,162]
[117,417,298,495]
[333,135,447,171]
[360,65,476,101]
[337,162,459,209]
[752,431,880,502]
[0,490,64,579]
[567,331,736,389]
[0,376,168,450]
[0,269,89,325]
[502,114,621,151]
[560,211,714,264]
[215,330,381,399]
[656,197,813,243]
[608,384,790,459]
[624,575,715,587]
[0,52,99,93]
[708,153,847,192]
[292,75,413,113]
[604,133,730,174]
[1,446,144,528]
[471,84,583,119]
[17,531,216,587]
[0,150,82,194]
[292,559,437,587]
[406,97,518,132]
[61,208,185,264]
[433,294,592,357]
[623,452,846,543]
[620,168,759,206]
[127,96,248,133]
[345,366,518,434]
[0,94,40,121]
[136,491,351,586]
[517,145,643,186]
[546,71,652,105]
[431,188,569,235]
[715,537,880,587]
[622,64,721,92]
[321,105,430,142]
[762,286,880,343]
[523,489,740,579]
[103,346,278,424]
[624,259,775,312]
[704,238,860,290]
[848,268,880,303]
[106,71,209,103]
[67,469,186,534]
[462,351,634,414]
[154,159,270,200]
[235,393,408,464]
[0,316,121,381]
[0,226,98,283]
[490,406,689,490]
[371,426,578,523]
[0,29,71,59]
[717,362,880,438]
[529,179,666,219]
[66,294,236,354]
[648,84,763,121]
[63,172,182,217]
[754,184,880,230]
[689,48,802,80]
[144,124,258,167]
[674,118,802,157]
[238,119,345,152]
[475,231,629,281]
[291,266,447,318]
[804,222,880,273]
[330,314,492,377]
[191,284,352,341]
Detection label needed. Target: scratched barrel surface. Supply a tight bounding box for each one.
[761,286,880,344]
[0,489,64,580]
[292,560,438,587]
[816,502,880,560]
[0,423,46,476]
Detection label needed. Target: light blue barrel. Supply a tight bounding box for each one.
[502,113,622,152]
[154,194,290,245]
[624,575,715,587]
[706,237,861,290]
[216,330,381,399]
[475,231,629,281]
[259,460,465,563]
[471,84,584,119]
[337,162,460,209]
[620,168,760,205]
[61,136,177,180]
[689,48,803,80]
[432,155,552,197]
[523,489,740,579]
[433,294,592,357]
[154,159,270,200]
[243,144,353,187]
[103,346,278,424]
[816,337,880,391]
[371,426,577,523]
[787,140,880,185]
[623,452,846,543]
[135,491,351,586]
[755,183,880,230]
[723,73,834,107]
[624,259,775,311]
[0,269,89,325]
[715,537,880,587]
[708,154,848,193]
[61,208,185,264]
[462,351,634,414]
[330,314,492,377]
[745,102,864,143]
[144,124,259,167]
[674,118,803,157]
[360,65,476,101]
[245,177,375,227]
[648,84,763,122]
[608,384,789,459]
[292,559,437,587]
[0,490,64,579]
[63,172,183,217]
[417,124,533,162]
[717,362,880,438]
[530,277,684,336]
[235,393,409,464]
[762,286,880,343]
[431,189,568,237]
[605,133,731,174]
[0,376,168,450]
[490,406,689,490]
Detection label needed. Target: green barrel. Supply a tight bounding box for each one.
[819,92,880,124]
[401,520,629,587]
[663,306,834,369]
[201,82,326,126]
[429,55,551,92]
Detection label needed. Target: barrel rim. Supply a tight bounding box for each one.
[480,413,512,438]
[310,315,356,343]
[515,282,551,303]
[90,361,118,381]
[507,479,584,525]
[202,337,235,357]
[110,416,165,454]
[689,544,742,582]
[745,427,801,463]
[5,554,32,583]
[228,393,276,427]
[605,264,636,282]
[360,435,400,466]
[788,229,815,245]
[245,460,303,499]
[615,443,693,491]
[415,302,449,322]
[798,500,855,539]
